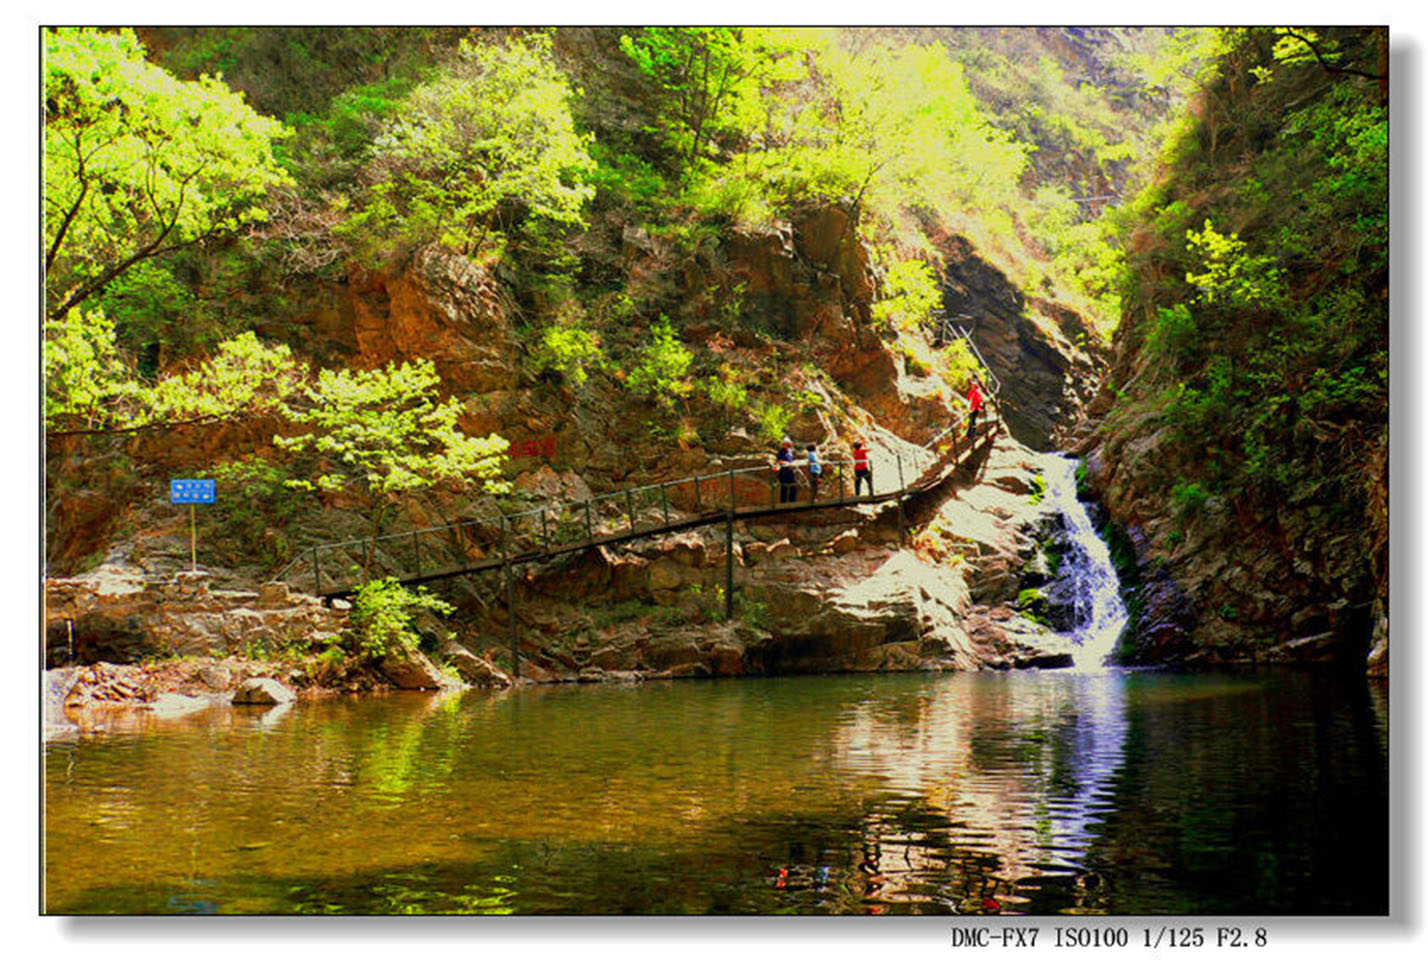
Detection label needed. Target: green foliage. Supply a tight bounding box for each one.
[1170,480,1210,516]
[754,402,794,445]
[1108,27,1387,523]
[349,578,454,661]
[340,35,594,260]
[1184,220,1283,308]
[939,339,985,395]
[625,318,693,408]
[44,313,306,432]
[44,28,291,318]
[619,28,805,175]
[1016,587,1051,627]
[587,142,669,210]
[1145,303,1198,360]
[43,307,141,429]
[147,333,308,424]
[871,258,942,333]
[532,322,604,387]
[276,358,510,497]
[1028,474,1047,505]
[703,373,749,414]
[759,36,1028,225]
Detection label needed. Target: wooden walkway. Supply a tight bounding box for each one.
[276,415,1001,603]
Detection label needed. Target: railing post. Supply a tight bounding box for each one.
[838,461,845,502]
[625,489,636,533]
[897,450,905,492]
[584,500,594,543]
[660,482,670,526]
[728,468,735,513]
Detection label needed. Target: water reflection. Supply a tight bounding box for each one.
[44,670,1385,915]
[827,671,1128,910]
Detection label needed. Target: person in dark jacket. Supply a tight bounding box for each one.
[775,436,798,503]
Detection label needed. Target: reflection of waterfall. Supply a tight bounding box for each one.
[1038,673,1128,872]
[1041,457,1128,669]
[829,671,1131,908]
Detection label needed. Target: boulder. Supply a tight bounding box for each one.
[380,651,448,690]
[441,641,513,687]
[257,582,290,605]
[232,677,295,706]
[195,664,233,690]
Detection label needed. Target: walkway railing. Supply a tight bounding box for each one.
[275,415,1000,603]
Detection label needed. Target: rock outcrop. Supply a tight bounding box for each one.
[232,677,296,705]
[934,233,1104,451]
[44,568,347,666]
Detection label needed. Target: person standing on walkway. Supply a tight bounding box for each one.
[807,443,822,502]
[853,440,873,496]
[966,379,986,439]
[776,436,798,504]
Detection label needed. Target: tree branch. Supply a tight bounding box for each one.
[1280,30,1386,81]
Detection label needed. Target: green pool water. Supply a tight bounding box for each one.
[43,668,1388,915]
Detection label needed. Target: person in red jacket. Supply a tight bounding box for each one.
[853,440,873,496]
[966,379,985,438]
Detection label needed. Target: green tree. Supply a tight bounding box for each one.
[44,312,305,433]
[43,28,291,320]
[275,359,510,574]
[349,578,454,661]
[759,37,1028,247]
[343,35,594,260]
[619,28,803,173]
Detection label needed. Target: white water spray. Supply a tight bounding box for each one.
[1040,456,1128,670]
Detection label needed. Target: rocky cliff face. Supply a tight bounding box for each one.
[1071,29,1388,673]
[46,193,1101,682]
[934,232,1104,450]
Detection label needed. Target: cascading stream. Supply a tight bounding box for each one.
[1040,456,1128,670]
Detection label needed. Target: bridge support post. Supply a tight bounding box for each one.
[724,511,734,621]
[660,483,670,526]
[505,562,520,680]
[896,452,907,547]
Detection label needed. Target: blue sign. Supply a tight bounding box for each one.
[170,479,216,504]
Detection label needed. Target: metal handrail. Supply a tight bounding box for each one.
[278,405,1006,594]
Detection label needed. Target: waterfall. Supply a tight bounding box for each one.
[1041,456,1128,669]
